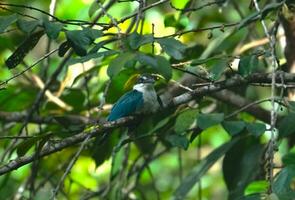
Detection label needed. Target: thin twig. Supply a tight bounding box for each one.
[0,49,58,88]
[252,0,281,193]
[51,134,91,199]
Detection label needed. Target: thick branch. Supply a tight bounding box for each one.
[0,71,294,175]
[0,111,93,125]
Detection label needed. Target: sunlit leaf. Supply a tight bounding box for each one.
[244,180,269,196]
[89,1,100,18]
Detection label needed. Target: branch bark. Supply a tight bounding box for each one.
[0,71,294,175]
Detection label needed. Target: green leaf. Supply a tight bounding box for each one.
[164,14,189,30]
[173,137,239,199]
[136,53,172,80]
[127,32,153,50]
[157,38,186,60]
[17,19,39,33]
[244,180,269,196]
[0,14,18,33]
[106,69,135,103]
[238,2,284,30]
[5,30,44,69]
[62,89,86,112]
[68,50,117,66]
[288,101,295,112]
[91,131,119,167]
[107,52,135,78]
[282,153,295,166]
[238,55,258,76]
[0,86,38,111]
[43,20,63,39]
[197,113,224,130]
[165,134,189,150]
[278,113,295,137]
[222,121,245,136]
[88,1,100,18]
[273,166,295,199]
[209,60,228,80]
[16,137,39,157]
[154,56,172,80]
[66,28,102,56]
[175,109,198,134]
[223,137,264,200]
[246,123,266,137]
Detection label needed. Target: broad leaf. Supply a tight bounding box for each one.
[0,14,18,33]
[197,113,224,130]
[89,1,100,18]
[273,166,295,199]
[43,20,63,39]
[246,123,266,137]
[136,53,172,80]
[154,56,172,80]
[173,137,239,199]
[278,113,295,137]
[222,121,245,136]
[165,134,189,150]
[223,137,264,200]
[127,32,153,50]
[174,109,198,134]
[238,55,258,76]
[244,180,269,196]
[66,28,102,56]
[282,153,295,166]
[157,38,186,60]
[107,52,135,78]
[209,60,228,80]
[17,19,39,33]
[16,137,39,157]
[5,30,44,69]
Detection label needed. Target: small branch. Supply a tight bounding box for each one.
[1,72,295,174]
[170,0,224,12]
[51,135,91,199]
[0,49,58,88]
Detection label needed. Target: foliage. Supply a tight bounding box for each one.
[0,0,294,200]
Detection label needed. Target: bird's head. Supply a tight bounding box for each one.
[136,74,157,84]
[124,73,159,91]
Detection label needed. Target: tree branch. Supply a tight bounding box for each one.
[0,71,294,175]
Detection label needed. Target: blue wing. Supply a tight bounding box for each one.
[107,90,143,121]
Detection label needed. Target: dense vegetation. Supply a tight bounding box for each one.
[1,0,295,199]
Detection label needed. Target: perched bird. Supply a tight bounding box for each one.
[107,74,161,121]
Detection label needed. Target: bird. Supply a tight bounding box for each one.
[107,74,161,121]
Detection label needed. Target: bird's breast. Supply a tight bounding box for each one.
[137,89,160,114]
